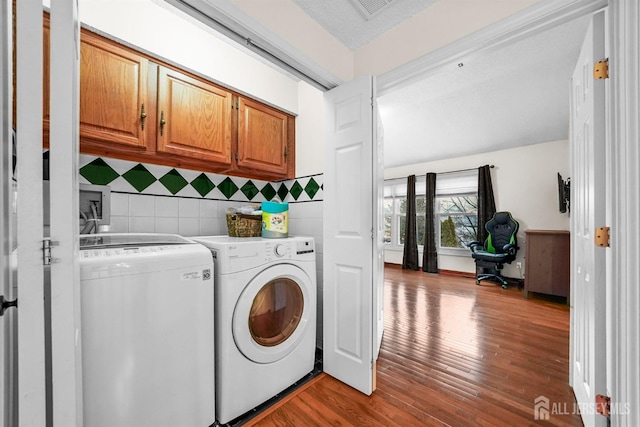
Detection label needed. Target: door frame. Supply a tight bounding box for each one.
[607,1,640,424]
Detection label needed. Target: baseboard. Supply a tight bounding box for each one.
[438,269,476,279]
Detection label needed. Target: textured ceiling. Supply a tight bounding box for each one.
[293,0,440,50]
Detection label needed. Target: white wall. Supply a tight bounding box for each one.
[295,82,325,176]
[229,0,353,83]
[384,139,570,278]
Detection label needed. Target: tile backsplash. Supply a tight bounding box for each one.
[79,154,323,203]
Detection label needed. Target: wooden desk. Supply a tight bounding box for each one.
[524,230,570,299]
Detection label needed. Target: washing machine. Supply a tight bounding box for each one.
[192,236,316,424]
[79,233,215,427]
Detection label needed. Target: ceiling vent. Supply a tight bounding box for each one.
[349,0,397,20]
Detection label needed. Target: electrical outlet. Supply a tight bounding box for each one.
[516,262,522,269]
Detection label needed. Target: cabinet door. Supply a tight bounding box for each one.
[156,67,232,165]
[237,97,289,176]
[79,31,151,150]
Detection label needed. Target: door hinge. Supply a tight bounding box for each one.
[594,227,610,247]
[43,238,60,265]
[0,296,18,317]
[594,59,609,79]
[595,394,611,417]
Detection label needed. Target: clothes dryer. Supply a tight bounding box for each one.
[192,236,316,424]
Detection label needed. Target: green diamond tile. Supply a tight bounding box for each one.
[304,177,320,200]
[277,183,289,202]
[190,173,216,197]
[260,183,277,201]
[218,177,239,199]
[289,181,304,200]
[79,158,120,185]
[121,164,157,192]
[241,180,260,201]
[159,169,188,195]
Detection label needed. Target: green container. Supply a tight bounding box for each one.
[261,201,288,238]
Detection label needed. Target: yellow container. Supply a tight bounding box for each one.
[261,201,288,238]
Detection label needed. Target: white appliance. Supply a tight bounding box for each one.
[79,233,215,427]
[192,236,316,424]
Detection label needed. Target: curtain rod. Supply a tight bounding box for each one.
[384,165,494,181]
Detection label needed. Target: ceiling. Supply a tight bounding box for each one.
[293,0,440,50]
[292,0,591,169]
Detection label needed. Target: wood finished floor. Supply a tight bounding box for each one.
[247,267,582,426]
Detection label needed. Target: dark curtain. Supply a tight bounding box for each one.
[402,175,419,270]
[422,173,438,273]
[477,165,496,244]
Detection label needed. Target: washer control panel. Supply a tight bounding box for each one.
[265,238,314,263]
[273,244,287,257]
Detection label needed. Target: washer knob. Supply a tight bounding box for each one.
[274,244,286,257]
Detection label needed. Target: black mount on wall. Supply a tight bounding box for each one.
[558,173,571,213]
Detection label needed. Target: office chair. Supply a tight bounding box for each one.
[468,211,519,289]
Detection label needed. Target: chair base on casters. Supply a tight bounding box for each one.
[476,272,509,289]
[475,265,509,289]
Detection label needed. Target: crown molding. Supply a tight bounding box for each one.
[376,0,608,97]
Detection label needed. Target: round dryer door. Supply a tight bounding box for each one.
[232,264,313,364]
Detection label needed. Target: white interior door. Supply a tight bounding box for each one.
[570,10,607,427]
[15,1,48,426]
[323,74,380,395]
[0,0,16,425]
[48,1,83,425]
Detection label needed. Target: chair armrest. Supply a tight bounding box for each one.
[502,243,517,256]
[468,241,482,252]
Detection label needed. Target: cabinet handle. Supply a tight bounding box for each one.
[140,104,147,130]
[159,111,166,136]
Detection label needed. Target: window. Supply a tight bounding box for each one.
[384,170,478,255]
[436,170,478,254]
[384,177,426,249]
[437,194,478,249]
[383,179,408,248]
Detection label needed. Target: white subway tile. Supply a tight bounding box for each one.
[179,198,200,218]
[109,216,129,233]
[155,217,179,234]
[179,217,200,236]
[129,194,155,217]
[129,216,155,233]
[199,199,219,218]
[155,197,179,217]
[110,192,129,216]
[199,218,221,235]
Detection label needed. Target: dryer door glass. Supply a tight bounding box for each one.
[249,278,303,347]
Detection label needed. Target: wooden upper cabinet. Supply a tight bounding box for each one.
[237,97,289,176]
[156,67,232,165]
[38,17,294,179]
[79,30,152,150]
